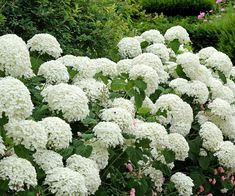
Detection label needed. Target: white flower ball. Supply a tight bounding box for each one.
[141,29,165,44]
[117,37,142,58]
[44,167,87,196]
[170,172,194,196]
[0,77,34,120]
[111,98,135,117]
[33,150,63,173]
[146,43,170,62]
[67,154,101,194]
[0,156,37,191]
[164,26,191,44]
[0,34,34,78]
[39,117,72,150]
[38,60,69,84]
[27,33,62,59]
[93,122,124,147]
[41,83,89,122]
[93,58,118,77]
[116,59,133,74]
[5,120,48,151]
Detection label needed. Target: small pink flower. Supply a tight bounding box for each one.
[218,166,225,173]
[221,7,225,12]
[216,0,223,3]
[231,176,234,181]
[130,188,136,196]
[209,178,213,183]
[198,12,206,19]
[198,185,205,193]
[212,178,216,185]
[126,163,133,172]
[233,180,235,185]
[221,176,225,181]
[207,194,213,196]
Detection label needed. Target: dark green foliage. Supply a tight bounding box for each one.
[0,0,131,60]
[141,0,215,16]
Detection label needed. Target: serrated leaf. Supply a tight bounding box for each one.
[176,64,189,79]
[168,39,180,53]
[126,146,142,165]
[161,149,175,164]
[75,144,93,158]
[14,144,34,162]
[111,78,126,91]
[188,136,202,154]
[137,107,150,115]
[198,156,210,170]
[152,160,171,176]
[134,90,145,109]
[134,79,147,91]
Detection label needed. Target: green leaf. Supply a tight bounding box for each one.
[188,136,202,154]
[141,41,149,49]
[198,156,210,170]
[81,133,94,141]
[14,144,34,162]
[111,78,126,91]
[164,181,175,193]
[75,144,93,158]
[161,149,175,164]
[58,146,74,159]
[152,160,171,176]
[168,39,180,53]
[218,70,227,84]
[176,64,189,79]
[67,67,77,80]
[126,146,142,165]
[134,79,147,91]
[136,138,151,148]
[190,171,206,187]
[221,179,233,189]
[134,90,145,109]
[0,180,9,192]
[137,107,150,115]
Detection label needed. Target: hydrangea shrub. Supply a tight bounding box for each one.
[0,26,235,195]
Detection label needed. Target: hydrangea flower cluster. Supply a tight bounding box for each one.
[0,26,235,195]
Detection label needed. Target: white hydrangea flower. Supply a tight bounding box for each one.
[38,60,69,84]
[170,78,209,104]
[44,167,87,196]
[199,122,223,152]
[208,98,233,120]
[88,140,109,170]
[214,141,235,169]
[143,167,164,189]
[33,150,63,173]
[0,77,34,120]
[225,79,235,96]
[74,78,109,104]
[170,172,194,196]
[196,111,209,125]
[27,33,62,59]
[134,36,145,43]
[0,156,37,191]
[100,107,133,132]
[178,44,190,53]
[132,53,169,83]
[39,117,72,150]
[41,83,89,122]
[199,148,208,157]
[164,26,191,44]
[117,37,142,58]
[176,52,212,84]
[0,34,34,78]
[230,67,235,79]
[66,154,101,194]
[198,47,217,64]
[208,77,234,103]
[93,122,124,147]
[57,55,79,67]
[168,133,189,161]
[146,43,170,62]
[129,64,159,96]
[141,29,165,44]
[133,122,169,150]
[154,94,193,136]
[111,98,135,117]
[116,59,133,74]
[93,58,118,77]
[206,51,233,76]
[5,120,48,151]
[0,136,6,156]
[142,96,156,114]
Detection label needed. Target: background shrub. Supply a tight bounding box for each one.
[140,0,215,16]
[0,0,132,60]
